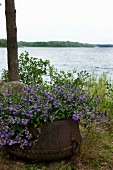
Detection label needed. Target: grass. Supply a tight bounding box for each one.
[84,73,113,118]
[0,74,113,170]
[76,126,113,169]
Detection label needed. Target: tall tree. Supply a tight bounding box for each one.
[5,0,19,81]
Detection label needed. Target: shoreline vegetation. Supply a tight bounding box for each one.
[0,38,113,48]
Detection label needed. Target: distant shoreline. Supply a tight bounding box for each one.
[0,39,113,48]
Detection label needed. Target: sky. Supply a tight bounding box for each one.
[0,0,113,44]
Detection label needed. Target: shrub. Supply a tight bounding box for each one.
[1,51,53,85]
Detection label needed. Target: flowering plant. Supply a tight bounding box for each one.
[0,84,107,148]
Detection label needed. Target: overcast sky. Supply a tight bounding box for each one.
[0,0,113,44]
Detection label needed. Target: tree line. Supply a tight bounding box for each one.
[1,39,113,49]
[0,39,94,47]
[18,41,94,47]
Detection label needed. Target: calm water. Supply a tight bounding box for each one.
[0,47,113,80]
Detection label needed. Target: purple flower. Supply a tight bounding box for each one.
[72,112,83,121]
[21,119,28,125]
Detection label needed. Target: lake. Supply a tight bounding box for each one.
[0,47,113,80]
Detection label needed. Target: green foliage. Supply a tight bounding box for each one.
[19,52,52,85]
[1,69,8,82]
[0,39,7,47]
[1,51,54,85]
[81,73,113,134]
[48,68,76,86]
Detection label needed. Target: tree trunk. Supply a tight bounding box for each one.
[5,0,19,81]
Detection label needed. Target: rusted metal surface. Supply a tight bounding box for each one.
[6,119,82,161]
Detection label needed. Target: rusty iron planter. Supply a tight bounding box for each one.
[5,119,82,161]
